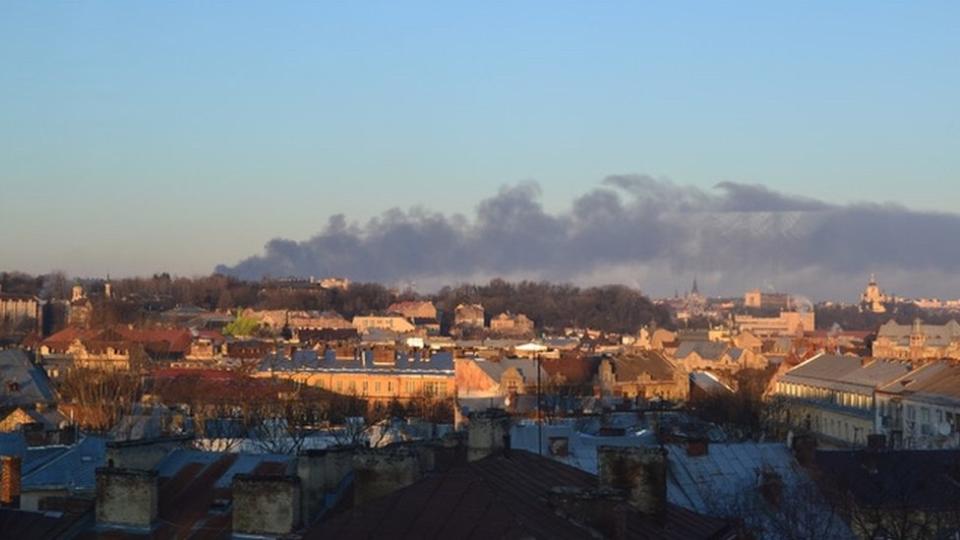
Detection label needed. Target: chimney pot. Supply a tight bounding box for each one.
[1,456,22,508]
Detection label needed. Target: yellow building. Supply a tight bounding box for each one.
[258,348,454,400]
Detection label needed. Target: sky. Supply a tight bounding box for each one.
[1,2,958,299]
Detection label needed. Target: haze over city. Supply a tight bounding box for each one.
[5,3,960,539]
[2,2,959,300]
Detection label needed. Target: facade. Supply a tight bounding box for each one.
[39,326,192,372]
[351,315,416,334]
[489,312,534,336]
[672,341,766,373]
[872,318,960,361]
[772,354,911,446]
[875,361,960,449]
[743,289,792,311]
[386,301,437,321]
[455,357,550,397]
[0,290,41,336]
[453,304,485,328]
[258,349,455,400]
[734,311,814,337]
[598,352,688,401]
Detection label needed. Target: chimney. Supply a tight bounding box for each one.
[686,438,709,457]
[297,447,355,525]
[547,487,629,540]
[867,433,887,451]
[232,474,302,536]
[22,422,46,447]
[1,456,22,508]
[792,434,817,467]
[352,448,422,507]
[95,468,158,530]
[597,446,668,520]
[466,409,512,462]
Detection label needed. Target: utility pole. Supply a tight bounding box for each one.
[537,352,542,456]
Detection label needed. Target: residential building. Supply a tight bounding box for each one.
[734,311,815,337]
[744,289,793,311]
[872,318,960,361]
[453,303,484,328]
[0,288,41,336]
[816,447,960,539]
[672,341,767,373]
[258,349,455,400]
[875,361,960,448]
[0,349,57,413]
[455,357,550,397]
[387,300,437,320]
[772,354,911,446]
[352,315,416,334]
[489,312,534,337]
[598,352,688,401]
[38,326,192,372]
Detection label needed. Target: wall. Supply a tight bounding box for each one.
[95,468,158,529]
[232,474,302,535]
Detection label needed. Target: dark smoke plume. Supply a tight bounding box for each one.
[216,176,960,300]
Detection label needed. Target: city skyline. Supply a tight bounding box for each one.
[2,2,959,299]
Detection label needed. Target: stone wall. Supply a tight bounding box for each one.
[95,468,158,529]
[232,474,302,535]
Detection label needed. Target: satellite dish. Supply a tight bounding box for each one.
[939,422,952,437]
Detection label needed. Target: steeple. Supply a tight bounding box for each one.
[691,277,700,296]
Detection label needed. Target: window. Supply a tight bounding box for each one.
[374,381,381,393]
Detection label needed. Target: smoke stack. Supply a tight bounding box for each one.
[1,456,22,508]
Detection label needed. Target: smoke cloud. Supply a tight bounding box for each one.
[216,176,960,300]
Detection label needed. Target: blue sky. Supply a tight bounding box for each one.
[1,2,958,278]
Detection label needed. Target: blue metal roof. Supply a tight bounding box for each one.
[259,349,454,374]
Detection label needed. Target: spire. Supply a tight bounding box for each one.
[692,277,700,296]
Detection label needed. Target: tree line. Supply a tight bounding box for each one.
[3,271,671,334]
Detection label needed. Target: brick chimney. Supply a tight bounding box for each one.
[352,448,422,507]
[95,468,158,530]
[232,474,302,536]
[597,446,668,520]
[466,409,512,462]
[1,456,22,508]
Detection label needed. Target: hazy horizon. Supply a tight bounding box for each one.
[2,2,958,300]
